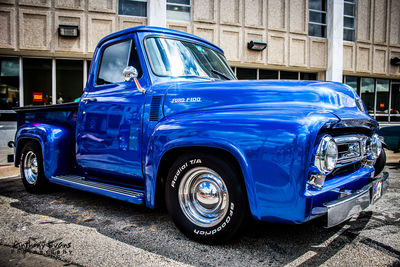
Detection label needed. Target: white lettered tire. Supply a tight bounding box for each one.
[165,153,247,243]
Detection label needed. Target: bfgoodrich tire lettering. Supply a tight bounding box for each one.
[20,141,49,194]
[165,153,246,243]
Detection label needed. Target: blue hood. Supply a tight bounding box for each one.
[163,80,370,121]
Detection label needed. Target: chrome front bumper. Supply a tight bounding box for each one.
[324,172,389,228]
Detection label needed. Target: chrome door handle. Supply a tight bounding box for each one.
[82,97,97,104]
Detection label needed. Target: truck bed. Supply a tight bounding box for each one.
[14,102,78,129]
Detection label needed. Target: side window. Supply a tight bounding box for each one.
[97,40,131,85]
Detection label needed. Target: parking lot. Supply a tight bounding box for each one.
[0,161,399,266]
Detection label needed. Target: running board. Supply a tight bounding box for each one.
[49,175,145,205]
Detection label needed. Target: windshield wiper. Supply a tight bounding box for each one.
[211,69,231,80]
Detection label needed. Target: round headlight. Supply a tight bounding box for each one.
[370,134,382,160]
[314,135,338,174]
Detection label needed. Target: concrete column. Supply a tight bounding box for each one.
[148,0,166,28]
[326,0,344,82]
[83,59,87,89]
[52,58,56,105]
[19,57,23,107]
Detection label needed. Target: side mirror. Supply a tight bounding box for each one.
[123,66,138,82]
[123,66,145,94]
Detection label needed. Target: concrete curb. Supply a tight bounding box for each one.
[0,165,19,179]
[385,149,400,164]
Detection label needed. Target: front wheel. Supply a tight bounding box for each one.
[20,141,49,193]
[165,153,247,243]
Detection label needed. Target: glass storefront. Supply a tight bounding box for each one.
[360,77,374,114]
[2,55,399,126]
[375,79,389,122]
[0,57,19,120]
[344,76,400,123]
[0,56,19,109]
[391,81,400,122]
[56,59,84,103]
[23,58,52,106]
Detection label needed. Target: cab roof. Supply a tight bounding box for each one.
[98,26,224,54]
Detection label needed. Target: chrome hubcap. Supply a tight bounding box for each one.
[178,167,229,228]
[23,151,38,185]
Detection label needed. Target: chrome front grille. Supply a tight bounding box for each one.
[334,134,371,167]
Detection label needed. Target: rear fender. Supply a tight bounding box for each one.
[15,123,75,178]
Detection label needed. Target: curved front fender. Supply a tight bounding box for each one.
[15,123,75,178]
[144,108,339,222]
[145,135,255,211]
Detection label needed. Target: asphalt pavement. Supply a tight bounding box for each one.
[0,164,399,266]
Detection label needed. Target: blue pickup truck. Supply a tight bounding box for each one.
[11,26,388,243]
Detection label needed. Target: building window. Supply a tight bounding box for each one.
[259,69,278,80]
[234,67,317,81]
[280,71,299,80]
[236,68,257,80]
[56,59,83,104]
[376,79,389,122]
[0,57,19,112]
[167,0,191,22]
[344,76,400,123]
[300,72,317,80]
[360,77,375,114]
[23,58,52,106]
[119,0,147,17]
[344,76,359,94]
[391,81,400,122]
[87,60,92,78]
[309,0,327,38]
[343,0,356,41]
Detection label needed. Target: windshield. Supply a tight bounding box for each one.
[145,37,236,80]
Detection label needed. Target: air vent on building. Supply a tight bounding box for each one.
[149,96,162,121]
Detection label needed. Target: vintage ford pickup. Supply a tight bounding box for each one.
[11,26,388,243]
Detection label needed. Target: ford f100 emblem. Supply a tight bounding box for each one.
[172,97,202,103]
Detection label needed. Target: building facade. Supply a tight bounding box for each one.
[0,0,399,124]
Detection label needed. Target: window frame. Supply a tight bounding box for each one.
[308,0,328,38]
[95,39,133,87]
[118,0,148,18]
[166,0,192,22]
[143,35,234,80]
[0,56,20,111]
[343,0,356,42]
[233,67,317,81]
[344,75,400,123]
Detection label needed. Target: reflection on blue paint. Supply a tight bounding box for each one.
[15,27,381,226]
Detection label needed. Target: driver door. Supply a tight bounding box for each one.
[76,34,146,188]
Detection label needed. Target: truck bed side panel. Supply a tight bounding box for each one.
[14,103,78,178]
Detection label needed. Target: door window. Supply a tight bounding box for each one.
[97,40,132,85]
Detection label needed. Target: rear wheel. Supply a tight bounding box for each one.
[165,153,247,244]
[20,142,49,193]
